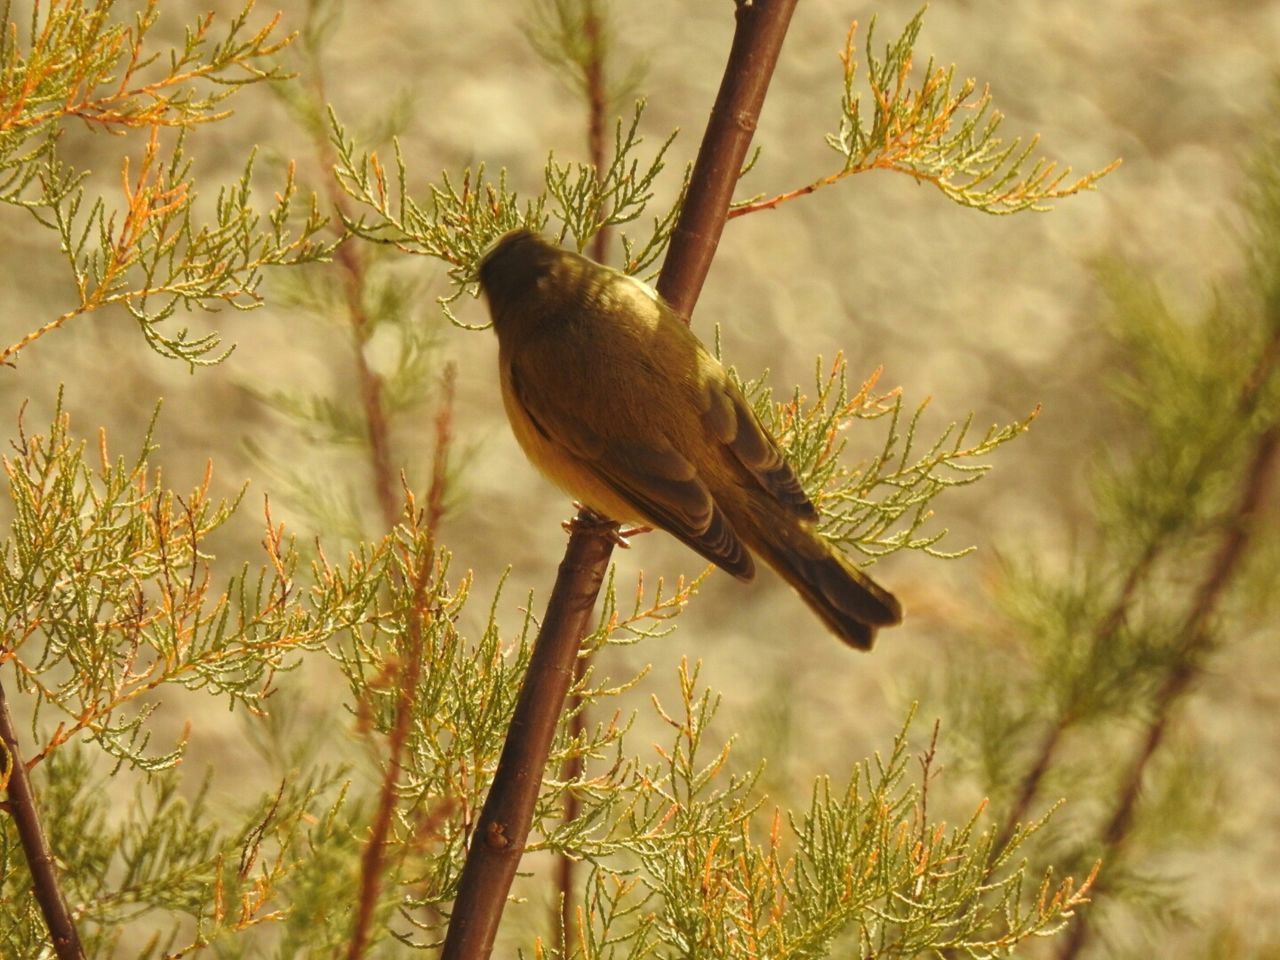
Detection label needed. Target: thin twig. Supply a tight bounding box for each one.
[0,677,85,960]
[440,2,798,956]
[425,365,456,535]
[339,238,402,532]
[991,539,1159,855]
[301,52,401,532]
[585,5,609,268]
[347,369,456,959]
[996,316,1280,855]
[1056,420,1279,960]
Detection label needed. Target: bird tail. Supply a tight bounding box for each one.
[744,511,902,650]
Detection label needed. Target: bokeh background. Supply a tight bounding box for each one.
[2,0,1278,954]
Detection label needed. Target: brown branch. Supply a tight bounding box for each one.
[728,170,847,219]
[300,57,402,533]
[338,236,402,533]
[0,677,85,960]
[657,0,799,320]
[556,1,611,947]
[1057,421,1279,960]
[584,4,609,268]
[991,539,1160,855]
[347,369,456,959]
[439,517,614,959]
[425,365,456,535]
[440,2,798,956]
[996,315,1280,856]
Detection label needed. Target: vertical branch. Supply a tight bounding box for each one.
[657,0,799,319]
[339,237,402,533]
[301,51,402,533]
[0,678,85,960]
[556,1,611,947]
[347,366,456,959]
[1056,421,1279,960]
[441,520,614,960]
[584,2,610,268]
[440,3,797,957]
[992,541,1160,855]
[996,314,1280,857]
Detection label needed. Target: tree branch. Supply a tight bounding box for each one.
[657,0,798,319]
[0,677,85,960]
[997,312,1280,857]
[439,2,798,956]
[1057,420,1279,960]
[347,368,455,959]
[556,1,611,947]
[303,57,402,533]
[992,539,1160,855]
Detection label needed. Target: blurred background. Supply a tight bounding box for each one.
[2,0,1278,955]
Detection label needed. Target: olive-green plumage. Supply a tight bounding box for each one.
[478,229,902,649]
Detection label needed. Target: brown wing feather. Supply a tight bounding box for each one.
[702,380,817,520]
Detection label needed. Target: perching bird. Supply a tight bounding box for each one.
[477,229,902,649]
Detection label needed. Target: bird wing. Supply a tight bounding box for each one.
[700,376,818,521]
[508,359,755,580]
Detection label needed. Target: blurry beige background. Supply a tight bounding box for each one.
[2,0,1278,953]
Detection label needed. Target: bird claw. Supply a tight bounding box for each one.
[615,524,653,547]
[561,503,651,548]
[562,502,612,535]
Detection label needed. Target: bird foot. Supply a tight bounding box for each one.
[616,524,653,546]
[562,503,651,548]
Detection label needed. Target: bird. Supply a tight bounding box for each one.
[476,228,902,649]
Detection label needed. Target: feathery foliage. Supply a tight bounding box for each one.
[243,0,448,541]
[732,8,1120,219]
[533,673,1094,959]
[1,746,350,959]
[0,1,1128,955]
[0,0,331,367]
[525,0,644,119]
[328,100,690,313]
[930,115,1280,956]
[734,353,1038,562]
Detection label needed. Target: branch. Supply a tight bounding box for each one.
[657,0,798,319]
[729,13,1119,220]
[0,677,85,960]
[301,51,401,533]
[1056,419,1279,960]
[439,1,798,956]
[995,304,1280,857]
[556,0,612,946]
[440,519,613,959]
[991,539,1159,855]
[347,369,455,958]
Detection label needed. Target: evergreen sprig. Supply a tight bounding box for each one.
[0,398,391,774]
[537,667,1094,958]
[0,0,331,367]
[0,396,1069,957]
[329,117,545,292]
[546,100,684,275]
[0,0,286,139]
[525,0,644,118]
[731,8,1120,219]
[329,98,683,315]
[322,550,707,945]
[0,744,352,959]
[932,117,1280,952]
[734,352,1037,562]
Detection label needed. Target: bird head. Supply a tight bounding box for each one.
[477,229,564,327]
